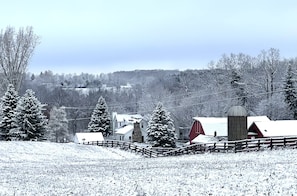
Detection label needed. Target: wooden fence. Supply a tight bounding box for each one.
[82,136,297,158]
[82,140,160,158]
[163,136,297,156]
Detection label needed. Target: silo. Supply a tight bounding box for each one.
[227,106,247,141]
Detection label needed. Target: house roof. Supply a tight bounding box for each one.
[115,124,134,135]
[193,116,270,136]
[114,113,143,123]
[251,120,297,137]
[74,132,104,143]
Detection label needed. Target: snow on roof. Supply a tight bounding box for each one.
[252,120,297,137]
[191,134,221,143]
[193,116,270,136]
[115,124,134,135]
[193,117,227,136]
[74,132,104,144]
[114,113,143,123]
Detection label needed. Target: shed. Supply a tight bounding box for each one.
[248,120,297,138]
[189,116,270,143]
[74,132,104,144]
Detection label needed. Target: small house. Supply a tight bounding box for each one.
[74,132,104,144]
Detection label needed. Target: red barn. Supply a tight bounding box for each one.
[189,117,226,144]
[248,120,297,138]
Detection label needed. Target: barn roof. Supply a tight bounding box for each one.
[193,117,226,136]
[74,132,104,144]
[115,124,134,135]
[251,120,297,137]
[193,116,270,136]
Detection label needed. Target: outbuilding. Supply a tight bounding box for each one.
[248,120,297,138]
[74,132,104,144]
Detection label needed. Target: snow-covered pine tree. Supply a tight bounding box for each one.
[230,69,247,107]
[88,96,111,136]
[0,84,19,140]
[284,63,297,119]
[10,89,48,141]
[47,106,69,142]
[147,102,177,148]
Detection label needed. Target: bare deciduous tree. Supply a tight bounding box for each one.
[0,26,39,91]
[258,48,280,98]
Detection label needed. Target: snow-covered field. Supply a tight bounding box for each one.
[1,142,297,195]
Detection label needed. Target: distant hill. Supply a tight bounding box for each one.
[107,69,180,85]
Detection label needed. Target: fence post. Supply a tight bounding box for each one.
[234,142,237,153]
[213,143,216,152]
[112,140,114,147]
[284,138,286,147]
[224,142,226,152]
[270,138,273,150]
[258,140,260,151]
[245,140,248,151]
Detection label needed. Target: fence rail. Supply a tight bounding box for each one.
[82,140,160,158]
[82,136,297,158]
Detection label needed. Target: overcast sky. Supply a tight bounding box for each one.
[2,0,297,74]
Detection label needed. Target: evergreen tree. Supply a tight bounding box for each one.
[88,96,111,136]
[230,69,247,107]
[0,84,19,140]
[47,106,69,142]
[10,89,48,140]
[147,102,177,148]
[284,63,297,119]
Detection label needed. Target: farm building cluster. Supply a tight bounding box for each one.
[74,106,297,145]
[189,106,297,144]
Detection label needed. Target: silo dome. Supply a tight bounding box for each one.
[227,106,247,117]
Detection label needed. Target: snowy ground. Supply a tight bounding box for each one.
[1,142,297,195]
